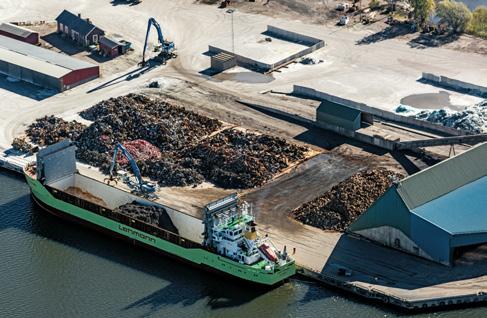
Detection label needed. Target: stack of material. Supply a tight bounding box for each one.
[79,93,221,151]
[24,94,308,189]
[118,140,162,165]
[292,168,404,231]
[114,202,179,234]
[26,116,86,146]
[138,158,205,187]
[11,137,36,154]
[188,129,307,188]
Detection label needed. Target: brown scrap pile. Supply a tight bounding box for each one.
[114,202,179,234]
[11,137,37,154]
[187,129,307,188]
[292,168,404,231]
[25,94,308,189]
[79,93,221,151]
[26,116,86,146]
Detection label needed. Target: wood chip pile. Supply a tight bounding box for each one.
[291,168,404,231]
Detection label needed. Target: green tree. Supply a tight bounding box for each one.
[437,0,472,33]
[409,0,436,30]
[468,6,487,38]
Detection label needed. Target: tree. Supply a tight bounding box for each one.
[468,6,487,38]
[409,0,436,30]
[437,0,472,33]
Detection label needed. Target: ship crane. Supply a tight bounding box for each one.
[141,17,176,66]
[108,143,158,198]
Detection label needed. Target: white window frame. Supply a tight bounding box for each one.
[93,34,98,43]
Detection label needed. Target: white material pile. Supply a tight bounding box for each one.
[396,100,487,134]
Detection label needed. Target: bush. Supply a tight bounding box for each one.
[410,0,436,30]
[437,0,472,33]
[468,6,487,38]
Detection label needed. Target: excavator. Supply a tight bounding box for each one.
[140,17,176,66]
[107,143,158,198]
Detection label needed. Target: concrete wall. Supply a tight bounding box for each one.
[353,226,435,263]
[266,25,322,46]
[211,54,237,73]
[315,120,397,150]
[422,72,487,98]
[209,45,271,72]
[293,85,468,136]
[209,25,325,74]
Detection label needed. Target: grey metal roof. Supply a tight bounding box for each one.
[411,176,487,234]
[397,142,487,210]
[55,10,101,36]
[0,23,36,38]
[0,35,97,78]
[317,100,361,122]
[99,36,119,49]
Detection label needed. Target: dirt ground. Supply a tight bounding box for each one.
[28,22,139,77]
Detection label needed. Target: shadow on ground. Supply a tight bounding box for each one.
[356,23,414,45]
[0,75,56,101]
[408,33,460,49]
[41,32,85,55]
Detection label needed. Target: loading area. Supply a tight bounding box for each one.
[208,25,324,74]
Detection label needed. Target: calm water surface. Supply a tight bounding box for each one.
[1,169,486,318]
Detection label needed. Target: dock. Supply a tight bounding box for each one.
[4,147,487,311]
[0,149,33,174]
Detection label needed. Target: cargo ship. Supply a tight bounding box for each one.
[24,140,295,285]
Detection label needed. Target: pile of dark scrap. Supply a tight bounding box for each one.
[114,202,179,234]
[79,93,221,152]
[292,168,404,231]
[24,94,308,189]
[11,137,37,154]
[187,129,307,188]
[26,116,86,146]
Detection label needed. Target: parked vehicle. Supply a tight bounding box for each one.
[339,15,350,26]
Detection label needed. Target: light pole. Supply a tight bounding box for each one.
[226,9,235,53]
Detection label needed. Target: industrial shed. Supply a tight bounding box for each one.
[0,23,39,45]
[349,143,487,265]
[316,100,362,131]
[0,35,99,91]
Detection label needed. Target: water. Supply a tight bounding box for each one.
[1,169,487,318]
[461,0,487,10]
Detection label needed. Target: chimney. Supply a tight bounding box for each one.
[86,18,91,24]
[78,13,81,18]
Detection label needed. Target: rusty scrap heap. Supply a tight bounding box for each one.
[23,94,307,189]
[292,168,404,231]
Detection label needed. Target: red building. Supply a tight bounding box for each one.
[0,35,99,91]
[0,23,39,45]
[99,36,120,58]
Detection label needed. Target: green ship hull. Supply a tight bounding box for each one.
[25,173,296,285]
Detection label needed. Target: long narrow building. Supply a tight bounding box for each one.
[0,35,99,91]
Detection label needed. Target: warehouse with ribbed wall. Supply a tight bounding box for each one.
[0,35,99,91]
[349,143,487,265]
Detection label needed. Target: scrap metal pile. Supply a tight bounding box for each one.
[11,137,36,154]
[114,202,179,234]
[22,94,307,189]
[291,168,404,231]
[26,115,86,146]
